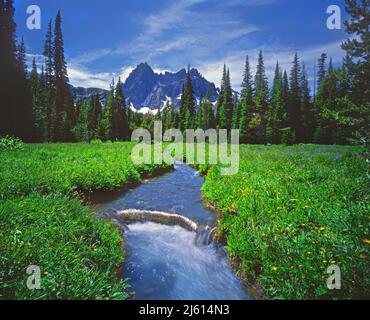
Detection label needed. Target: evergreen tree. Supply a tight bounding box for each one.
[239,56,254,143]
[43,20,55,142]
[254,51,269,144]
[288,53,302,142]
[53,11,75,142]
[87,94,103,140]
[267,62,284,144]
[216,64,227,127]
[0,0,34,140]
[162,100,173,130]
[15,37,34,141]
[218,68,233,131]
[314,59,338,144]
[179,66,195,130]
[340,0,370,143]
[101,91,114,141]
[300,63,314,143]
[197,88,216,130]
[317,53,327,89]
[112,77,129,140]
[30,59,45,141]
[281,70,289,125]
[231,99,241,130]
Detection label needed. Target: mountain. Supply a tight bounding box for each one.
[123,62,218,110]
[69,63,219,111]
[70,86,108,102]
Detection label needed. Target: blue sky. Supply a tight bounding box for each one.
[14,0,349,90]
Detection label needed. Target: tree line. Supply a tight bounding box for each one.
[122,0,369,146]
[0,1,131,143]
[0,0,368,145]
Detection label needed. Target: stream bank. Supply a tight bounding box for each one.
[92,162,250,300]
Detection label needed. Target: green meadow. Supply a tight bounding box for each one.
[200,144,369,299]
[0,141,368,299]
[0,141,170,299]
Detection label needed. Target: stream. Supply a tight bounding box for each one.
[93,162,249,300]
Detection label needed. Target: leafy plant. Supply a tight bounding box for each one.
[0,136,24,151]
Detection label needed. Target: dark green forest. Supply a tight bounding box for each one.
[0,0,368,145]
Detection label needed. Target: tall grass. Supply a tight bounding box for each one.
[201,145,369,299]
[0,142,170,300]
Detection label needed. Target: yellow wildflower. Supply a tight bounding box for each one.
[271,266,278,271]
[330,260,336,264]
[319,227,326,231]
[363,239,370,245]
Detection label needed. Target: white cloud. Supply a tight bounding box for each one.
[67,64,114,89]
[125,0,259,63]
[119,66,135,82]
[71,48,112,64]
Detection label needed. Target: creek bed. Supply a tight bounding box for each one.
[93,162,249,300]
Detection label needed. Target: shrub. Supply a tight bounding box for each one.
[0,136,24,151]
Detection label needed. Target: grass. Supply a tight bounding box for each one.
[1,141,368,300]
[0,141,171,300]
[200,144,369,299]
[0,142,169,198]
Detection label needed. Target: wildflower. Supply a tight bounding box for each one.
[319,227,326,231]
[330,260,336,264]
[271,266,278,271]
[363,239,370,245]
[44,272,49,276]
[323,260,327,264]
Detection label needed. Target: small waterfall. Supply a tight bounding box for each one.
[195,226,217,246]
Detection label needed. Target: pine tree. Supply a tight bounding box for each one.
[317,53,327,89]
[101,92,114,141]
[218,68,233,131]
[267,62,284,144]
[197,88,215,130]
[288,53,302,142]
[300,63,314,143]
[179,66,195,130]
[0,1,34,140]
[231,99,241,130]
[281,70,289,125]
[111,78,129,140]
[43,20,54,142]
[15,37,34,141]
[314,59,338,144]
[0,0,17,137]
[53,10,75,142]
[216,64,227,127]
[30,58,45,141]
[239,56,254,143]
[87,94,103,140]
[162,100,173,130]
[254,51,269,144]
[340,0,370,143]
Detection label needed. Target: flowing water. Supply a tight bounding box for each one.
[94,162,249,300]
